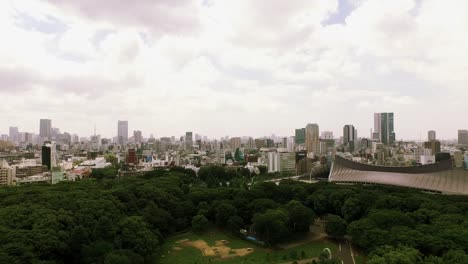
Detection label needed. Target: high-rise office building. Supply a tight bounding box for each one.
[343,125,356,145]
[373,113,395,145]
[41,142,56,171]
[295,128,305,144]
[185,132,193,150]
[458,130,468,146]
[117,120,128,145]
[428,130,436,141]
[9,127,18,143]
[305,123,320,154]
[40,119,52,140]
[134,130,143,144]
[343,125,356,152]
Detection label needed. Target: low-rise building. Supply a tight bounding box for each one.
[0,160,14,186]
[268,151,296,175]
[454,151,464,168]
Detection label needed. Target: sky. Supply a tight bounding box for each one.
[0,0,467,140]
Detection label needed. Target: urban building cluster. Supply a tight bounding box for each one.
[1,113,468,186]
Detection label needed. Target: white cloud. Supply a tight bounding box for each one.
[0,0,466,139]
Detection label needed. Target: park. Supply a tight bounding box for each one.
[157,219,365,264]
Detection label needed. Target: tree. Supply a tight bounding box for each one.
[215,203,237,227]
[252,209,290,246]
[442,249,468,264]
[286,200,315,233]
[192,215,209,234]
[227,215,244,234]
[91,167,118,180]
[341,197,364,222]
[105,154,119,166]
[234,148,244,163]
[367,245,422,264]
[116,216,160,257]
[324,215,347,237]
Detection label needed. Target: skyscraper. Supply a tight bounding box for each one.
[305,123,320,154]
[343,125,357,152]
[117,120,128,145]
[428,130,436,141]
[458,130,468,146]
[134,130,143,144]
[295,128,306,144]
[373,113,395,145]
[40,119,52,140]
[41,142,56,171]
[185,132,193,150]
[9,127,18,143]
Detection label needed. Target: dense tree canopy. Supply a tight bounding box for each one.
[0,165,467,263]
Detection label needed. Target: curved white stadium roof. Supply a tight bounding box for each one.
[330,157,468,195]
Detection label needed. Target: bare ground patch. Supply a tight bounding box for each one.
[176,239,254,259]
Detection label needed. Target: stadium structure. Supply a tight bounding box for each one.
[329,155,468,194]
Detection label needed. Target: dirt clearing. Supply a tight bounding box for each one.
[175,239,254,259]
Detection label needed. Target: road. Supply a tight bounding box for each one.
[334,239,355,264]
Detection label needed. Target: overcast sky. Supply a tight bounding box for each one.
[0,0,466,140]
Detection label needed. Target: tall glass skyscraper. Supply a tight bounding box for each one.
[373,113,395,145]
[295,128,305,144]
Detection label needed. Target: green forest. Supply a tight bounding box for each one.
[0,166,467,264]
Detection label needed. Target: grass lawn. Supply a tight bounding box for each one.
[157,230,338,264]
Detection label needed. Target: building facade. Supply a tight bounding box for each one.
[373,113,395,145]
[458,130,468,146]
[321,131,334,140]
[343,125,356,151]
[305,123,320,154]
[185,132,193,150]
[428,130,436,141]
[295,128,305,145]
[424,140,441,155]
[230,137,241,149]
[0,160,14,186]
[40,119,52,141]
[41,142,56,171]
[117,120,129,145]
[134,130,143,144]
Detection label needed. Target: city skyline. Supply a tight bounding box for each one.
[0,114,466,141]
[0,0,467,139]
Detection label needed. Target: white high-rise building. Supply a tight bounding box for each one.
[117,121,129,145]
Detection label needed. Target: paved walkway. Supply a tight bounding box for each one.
[334,239,355,264]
